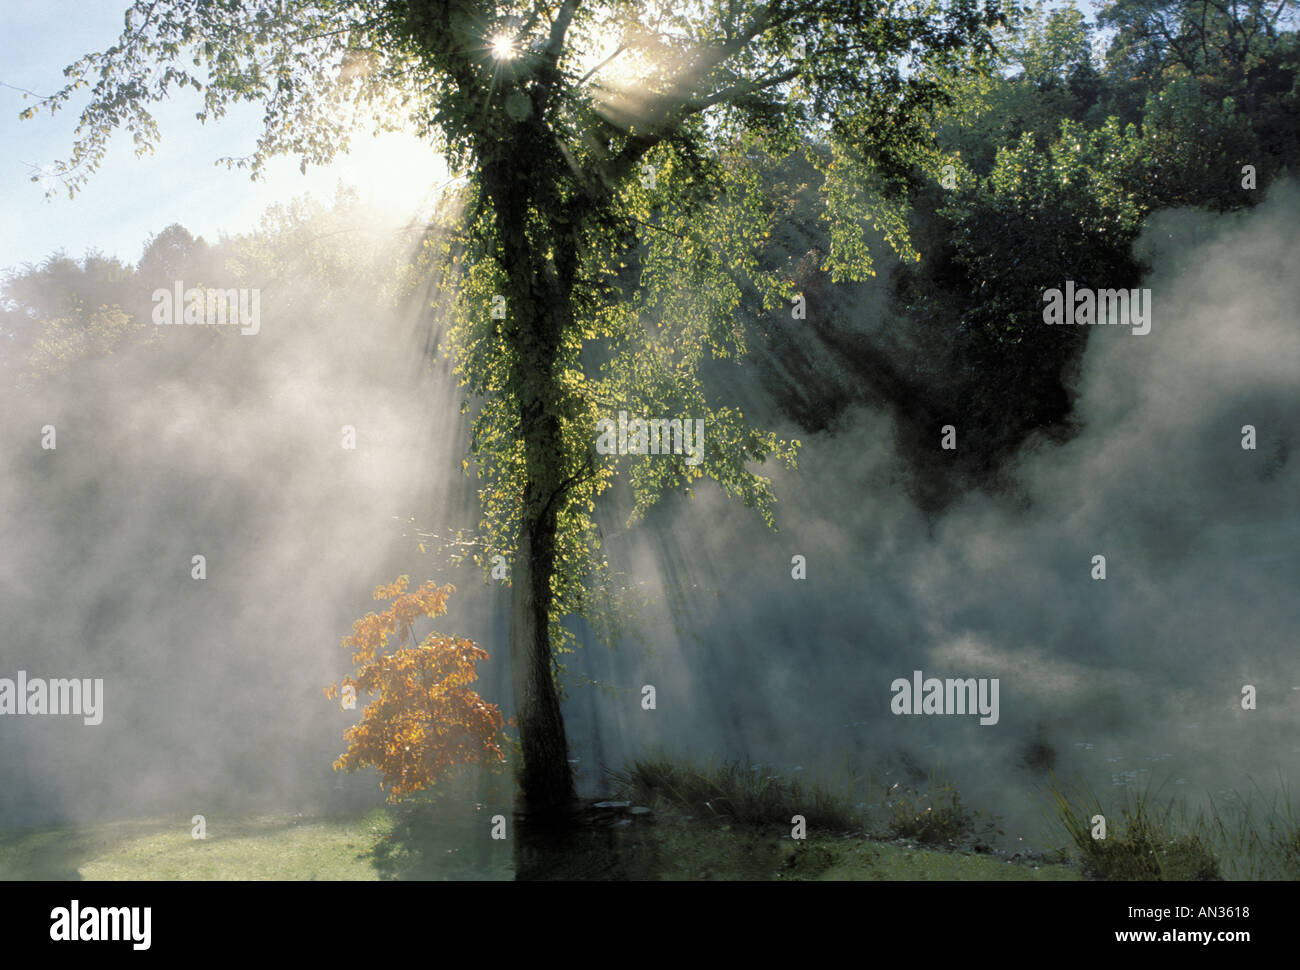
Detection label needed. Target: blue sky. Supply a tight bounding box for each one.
[0,0,449,275]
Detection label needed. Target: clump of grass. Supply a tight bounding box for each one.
[1049,778,1220,881]
[1273,791,1300,879]
[878,776,1001,849]
[609,752,864,831]
[1202,778,1300,880]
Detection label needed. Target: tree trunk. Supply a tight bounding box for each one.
[485,151,578,823]
[508,498,575,820]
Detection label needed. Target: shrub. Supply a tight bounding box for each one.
[325,576,506,802]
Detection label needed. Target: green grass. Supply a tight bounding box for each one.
[0,797,1074,881]
[502,815,1081,880]
[6,757,1287,881]
[878,776,1003,849]
[610,753,1003,849]
[815,840,1080,880]
[1048,775,1300,881]
[1050,781,1220,881]
[0,812,396,880]
[607,753,865,830]
[1198,780,1300,880]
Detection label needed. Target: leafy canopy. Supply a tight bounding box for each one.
[32,0,1008,669]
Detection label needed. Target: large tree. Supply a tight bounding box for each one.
[31,0,1006,819]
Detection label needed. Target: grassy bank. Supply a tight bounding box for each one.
[0,808,1078,880]
[0,755,1072,880]
[3,755,1291,880]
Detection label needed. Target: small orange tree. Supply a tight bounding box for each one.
[325,576,506,802]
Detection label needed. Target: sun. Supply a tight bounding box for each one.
[489,33,515,60]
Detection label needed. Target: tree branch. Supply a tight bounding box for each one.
[545,0,582,67]
[579,42,627,85]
